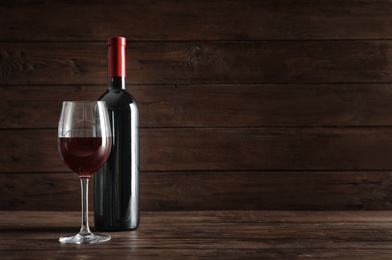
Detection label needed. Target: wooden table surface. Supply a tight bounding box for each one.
[1,211,392,259]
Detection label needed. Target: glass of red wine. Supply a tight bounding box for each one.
[58,101,112,244]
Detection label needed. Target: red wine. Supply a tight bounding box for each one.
[94,37,140,231]
[58,137,111,178]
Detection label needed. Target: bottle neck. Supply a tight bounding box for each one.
[108,37,126,89]
[108,76,126,90]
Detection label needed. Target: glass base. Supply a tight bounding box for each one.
[59,232,111,244]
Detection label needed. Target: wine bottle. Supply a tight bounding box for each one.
[94,36,139,231]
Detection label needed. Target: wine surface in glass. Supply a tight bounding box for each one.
[59,137,111,177]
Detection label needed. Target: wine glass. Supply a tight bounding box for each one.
[58,101,112,244]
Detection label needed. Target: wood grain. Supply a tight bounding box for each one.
[1,41,392,85]
[3,84,392,129]
[0,173,81,211]
[140,171,392,211]
[2,211,392,258]
[141,127,392,171]
[2,0,392,41]
[3,171,392,211]
[2,0,392,212]
[2,127,392,174]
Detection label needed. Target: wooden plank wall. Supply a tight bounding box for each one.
[1,0,392,211]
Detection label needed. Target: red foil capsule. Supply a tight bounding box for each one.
[108,37,126,77]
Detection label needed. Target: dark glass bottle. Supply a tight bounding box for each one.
[94,37,139,231]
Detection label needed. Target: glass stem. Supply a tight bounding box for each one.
[79,177,92,236]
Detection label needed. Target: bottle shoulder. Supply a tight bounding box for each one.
[99,89,138,109]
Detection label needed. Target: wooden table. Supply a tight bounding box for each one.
[1,211,392,259]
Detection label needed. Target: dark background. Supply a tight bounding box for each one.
[2,0,392,211]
